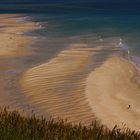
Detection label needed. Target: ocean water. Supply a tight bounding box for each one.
[20,4,140,56]
[1,3,140,56]
[1,3,140,118]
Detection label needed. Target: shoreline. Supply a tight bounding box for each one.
[0,14,38,109]
[19,39,122,125]
[86,56,140,131]
[19,44,98,124]
[1,15,138,131]
[0,14,38,56]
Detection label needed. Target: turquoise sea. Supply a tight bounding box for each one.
[20,3,140,59]
[0,3,140,59]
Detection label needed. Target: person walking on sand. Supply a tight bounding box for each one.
[128,104,131,109]
[119,38,123,46]
[127,50,131,60]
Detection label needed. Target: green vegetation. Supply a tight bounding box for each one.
[0,108,139,140]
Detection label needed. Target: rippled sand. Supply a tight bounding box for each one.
[0,14,139,131]
[20,40,121,124]
[86,56,140,131]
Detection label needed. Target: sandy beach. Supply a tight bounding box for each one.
[20,38,140,131]
[19,39,119,124]
[0,14,37,56]
[86,56,140,131]
[20,44,97,124]
[0,14,139,131]
[0,14,37,108]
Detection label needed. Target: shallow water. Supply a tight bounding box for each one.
[0,3,140,124]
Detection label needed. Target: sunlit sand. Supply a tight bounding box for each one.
[20,39,121,125]
[86,56,140,131]
[0,14,139,131]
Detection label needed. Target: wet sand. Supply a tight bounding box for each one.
[1,14,139,131]
[86,56,140,131]
[19,40,119,124]
[20,44,96,124]
[0,14,37,56]
[0,14,37,108]
[20,38,140,130]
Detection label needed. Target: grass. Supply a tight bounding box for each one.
[0,108,139,140]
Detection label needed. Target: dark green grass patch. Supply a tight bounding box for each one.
[0,108,139,140]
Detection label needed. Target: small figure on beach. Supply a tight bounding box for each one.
[127,50,130,55]
[119,38,123,46]
[99,36,103,42]
[127,50,131,60]
[128,104,131,109]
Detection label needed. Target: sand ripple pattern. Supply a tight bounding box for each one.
[20,40,120,124]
